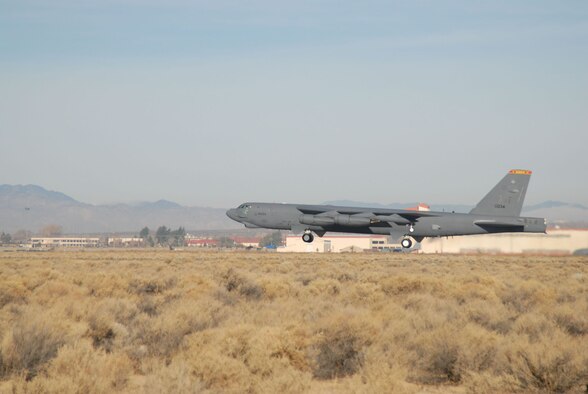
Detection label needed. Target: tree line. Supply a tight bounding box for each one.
[139,226,186,247]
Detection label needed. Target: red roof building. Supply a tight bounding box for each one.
[186,238,219,247]
[407,203,430,211]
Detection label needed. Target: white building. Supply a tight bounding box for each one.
[107,237,144,247]
[420,228,588,255]
[279,234,400,253]
[277,228,588,254]
[31,237,100,248]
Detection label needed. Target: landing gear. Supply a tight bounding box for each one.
[302,232,314,243]
[401,238,413,249]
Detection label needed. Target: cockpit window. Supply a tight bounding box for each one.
[237,204,251,217]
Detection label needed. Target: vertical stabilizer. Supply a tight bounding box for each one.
[469,170,532,217]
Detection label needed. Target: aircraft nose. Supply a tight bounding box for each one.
[226,208,238,221]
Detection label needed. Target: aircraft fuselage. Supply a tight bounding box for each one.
[226,170,547,248]
[226,202,546,238]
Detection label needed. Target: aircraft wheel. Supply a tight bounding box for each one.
[401,238,413,249]
[302,233,314,243]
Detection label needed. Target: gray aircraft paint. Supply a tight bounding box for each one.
[226,170,547,248]
[470,169,531,217]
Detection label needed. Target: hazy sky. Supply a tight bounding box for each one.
[1,1,587,208]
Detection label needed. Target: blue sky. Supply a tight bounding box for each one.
[1,1,587,207]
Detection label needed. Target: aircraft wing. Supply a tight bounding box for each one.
[373,210,440,219]
[296,206,439,224]
[297,206,363,215]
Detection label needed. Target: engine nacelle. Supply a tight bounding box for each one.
[334,214,373,227]
[375,214,411,225]
[299,214,335,226]
[299,214,374,227]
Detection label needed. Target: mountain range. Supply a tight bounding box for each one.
[0,185,239,234]
[1,185,587,234]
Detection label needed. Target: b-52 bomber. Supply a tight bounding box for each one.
[226,170,546,249]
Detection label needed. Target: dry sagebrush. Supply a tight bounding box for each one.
[0,250,587,393]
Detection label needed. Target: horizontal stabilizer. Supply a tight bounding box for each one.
[474,219,524,231]
[474,219,523,226]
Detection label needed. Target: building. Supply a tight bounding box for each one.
[186,238,219,247]
[420,228,588,255]
[279,234,400,253]
[407,203,431,211]
[31,237,100,248]
[277,228,588,254]
[107,237,144,247]
[184,236,261,248]
[231,237,262,248]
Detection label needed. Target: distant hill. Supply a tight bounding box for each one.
[0,185,239,234]
[523,201,588,225]
[0,184,78,204]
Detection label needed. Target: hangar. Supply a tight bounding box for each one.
[278,229,588,255]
